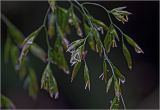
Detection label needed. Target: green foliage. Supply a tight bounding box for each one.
[24,68,38,99]
[2,0,144,109]
[106,76,113,93]
[1,95,15,109]
[41,63,59,99]
[84,62,90,91]
[30,44,47,62]
[104,25,119,53]
[50,38,69,74]
[2,14,45,99]
[103,59,108,83]
[56,7,69,32]
[113,64,125,84]
[124,34,144,54]
[71,61,81,82]
[110,96,120,109]
[18,57,27,79]
[111,7,132,24]
[18,27,42,65]
[89,16,109,31]
[122,43,132,70]
[10,45,19,67]
[84,23,96,51]
[4,35,12,63]
[114,77,121,98]
[2,15,24,45]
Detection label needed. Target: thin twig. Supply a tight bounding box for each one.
[113,23,124,43]
[120,93,126,109]
[74,0,116,78]
[43,7,51,26]
[82,2,113,24]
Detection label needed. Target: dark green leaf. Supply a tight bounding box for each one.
[93,29,102,55]
[10,45,19,70]
[104,25,118,53]
[104,26,113,53]
[124,34,144,54]
[1,95,15,109]
[123,43,132,70]
[84,24,96,51]
[88,35,96,51]
[106,76,113,93]
[41,63,59,99]
[18,58,27,79]
[84,23,102,54]
[28,68,38,99]
[4,35,12,63]
[2,15,47,63]
[2,14,24,44]
[68,6,81,29]
[114,77,121,98]
[113,64,125,84]
[67,6,82,37]
[71,61,81,82]
[50,38,69,74]
[103,60,108,82]
[111,25,119,41]
[84,62,90,91]
[56,7,70,33]
[24,68,38,99]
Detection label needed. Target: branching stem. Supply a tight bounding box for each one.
[42,6,52,63]
[74,0,116,78]
[43,7,50,26]
[73,1,126,109]
[82,2,113,24]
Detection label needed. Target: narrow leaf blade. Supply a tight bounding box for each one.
[103,60,108,82]
[124,34,144,54]
[84,62,90,91]
[123,43,132,70]
[71,61,81,82]
[106,76,113,93]
[41,63,59,99]
[1,95,15,109]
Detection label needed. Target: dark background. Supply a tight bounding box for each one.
[1,1,159,109]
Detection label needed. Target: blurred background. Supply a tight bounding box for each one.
[1,1,159,109]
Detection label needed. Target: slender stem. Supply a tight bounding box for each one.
[44,26,51,49]
[43,6,51,49]
[43,7,50,26]
[74,0,94,28]
[113,23,124,43]
[73,1,127,109]
[74,0,116,78]
[82,2,113,24]
[120,93,126,109]
[69,1,84,16]
[68,1,86,25]
[42,6,52,63]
